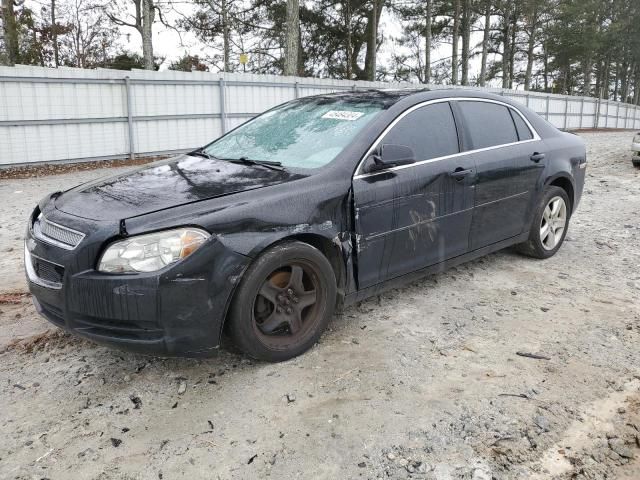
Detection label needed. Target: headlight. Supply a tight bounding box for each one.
[98,228,210,273]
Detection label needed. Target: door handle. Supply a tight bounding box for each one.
[530,152,546,163]
[449,168,473,180]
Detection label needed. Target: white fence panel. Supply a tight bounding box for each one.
[0,65,639,166]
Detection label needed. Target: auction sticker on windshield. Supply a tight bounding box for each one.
[321,110,365,121]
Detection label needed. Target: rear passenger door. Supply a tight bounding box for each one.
[455,100,545,250]
[353,101,476,289]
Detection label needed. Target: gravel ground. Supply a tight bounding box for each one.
[1,131,639,480]
[0,165,137,291]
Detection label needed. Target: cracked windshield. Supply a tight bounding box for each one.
[204,98,384,168]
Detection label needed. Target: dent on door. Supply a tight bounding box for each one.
[353,155,475,289]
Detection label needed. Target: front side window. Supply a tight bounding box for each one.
[381,102,459,161]
[204,98,384,169]
[458,101,519,149]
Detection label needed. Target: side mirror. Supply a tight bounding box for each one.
[365,144,416,173]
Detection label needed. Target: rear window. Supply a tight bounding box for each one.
[510,109,534,140]
[381,102,459,161]
[458,101,519,149]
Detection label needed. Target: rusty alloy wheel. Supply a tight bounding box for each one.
[227,240,336,361]
[252,262,322,348]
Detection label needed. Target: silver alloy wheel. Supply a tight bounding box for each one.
[540,196,567,250]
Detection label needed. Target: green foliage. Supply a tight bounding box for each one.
[168,54,209,72]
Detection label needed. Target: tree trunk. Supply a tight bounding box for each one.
[603,57,610,99]
[424,0,431,84]
[222,0,230,72]
[451,0,460,85]
[583,58,593,96]
[1,0,19,65]
[460,0,471,85]
[543,47,549,92]
[523,3,538,91]
[501,5,512,89]
[51,0,59,67]
[478,0,490,87]
[622,62,631,103]
[508,10,517,89]
[364,0,381,81]
[283,0,299,76]
[345,0,352,79]
[297,23,304,75]
[632,65,639,105]
[141,0,155,70]
[560,63,569,94]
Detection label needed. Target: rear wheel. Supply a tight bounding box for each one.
[516,186,570,259]
[227,241,336,362]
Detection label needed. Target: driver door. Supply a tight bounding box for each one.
[352,102,476,289]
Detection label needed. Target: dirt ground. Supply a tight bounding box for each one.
[1,131,639,480]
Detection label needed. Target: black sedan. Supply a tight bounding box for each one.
[25,89,587,362]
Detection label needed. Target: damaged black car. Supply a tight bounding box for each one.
[25,89,587,361]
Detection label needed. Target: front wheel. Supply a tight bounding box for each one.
[516,186,570,259]
[227,241,336,362]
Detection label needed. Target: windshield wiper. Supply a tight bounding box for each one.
[222,156,286,172]
[189,148,217,160]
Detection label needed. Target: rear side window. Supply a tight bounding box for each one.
[510,109,534,140]
[382,102,459,161]
[458,101,518,149]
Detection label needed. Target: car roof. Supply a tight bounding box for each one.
[306,87,510,109]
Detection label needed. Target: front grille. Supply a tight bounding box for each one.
[33,215,84,250]
[31,256,65,284]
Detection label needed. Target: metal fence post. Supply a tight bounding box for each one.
[579,97,585,129]
[219,77,227,135]
[605,100,610,128]
[563,96,569,130]
[545,95,550,121]
[124,76,135,160]
[625,105,629,129]
[294,81,300,99]
[525,94,530,108]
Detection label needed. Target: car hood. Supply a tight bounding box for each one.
[55,154,305,221]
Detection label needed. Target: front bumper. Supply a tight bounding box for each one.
[25,210,250,357]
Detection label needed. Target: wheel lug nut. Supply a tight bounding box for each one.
[293,297,298,303]
[287,288,293,295]
[276,307,282,313]
[286,307,292,314]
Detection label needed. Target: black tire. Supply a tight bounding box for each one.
[516,186,571,259]
[227,241,336,362]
